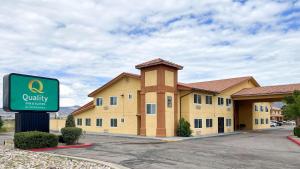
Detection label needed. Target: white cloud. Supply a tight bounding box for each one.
[0,0,300,107]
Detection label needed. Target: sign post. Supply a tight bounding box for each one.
[3,73,59,132]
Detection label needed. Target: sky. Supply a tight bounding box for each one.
[0,0,300,107]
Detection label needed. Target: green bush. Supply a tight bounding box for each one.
[58,134,65,143]
[294,127,300,137]
[176,118,192,137]
[65,114,76,127]
[0,116,3,129]
[14,131,58,149]
[61,127,82,145]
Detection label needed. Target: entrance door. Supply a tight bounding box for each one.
[218,117,224,133]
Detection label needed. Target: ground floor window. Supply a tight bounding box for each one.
[146,104,156,114]
[261,118,264,124]
[206,119,213,128]
[96,118,102,127]
[77,118,82,126]
[266,118,269,124]
[194,119,202,128]
[226,119,232,127]
[255,119,259,125]
[85,118,91,126]
[110,118,117,127]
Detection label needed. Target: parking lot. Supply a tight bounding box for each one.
[49,127,300,169]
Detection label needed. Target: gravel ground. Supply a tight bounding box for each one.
[0,146,113,169]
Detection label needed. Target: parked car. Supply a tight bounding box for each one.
[276,121,283,126]
[270,122,277,127]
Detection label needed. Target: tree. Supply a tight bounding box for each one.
[176,118,192,137]
[65,114,76,127]
[282,90,300,126]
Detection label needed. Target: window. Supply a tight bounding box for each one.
[96,98,103,106]
[255,105,258,111]
[110,96,117,105]
[167,96,172,108]
[85,118,91,126]
[266,118,269,124]
[206,119,213,128]
[110,118,117,127]
[226,98,232,106]
[261,118,264,124]
[260,106,264,112]
[194,119,202,128]
[128,94,132,99]
[218,97,224,105]
[146,104,156,114]
[77,118,82,126]
[265,106,269,112]
[226,119,232,127]
[121,118,125,123]
[194,94,201,104]
[255,119,259,125]
[206,96,212,104]
[96,118,102,127]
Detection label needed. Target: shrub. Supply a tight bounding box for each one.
[294,127,300,137]
[61,127,82,145]
[176,118,192,137]
[0,116,3,129]
[65,114,76,127]
[14,131,58,149]
[58,135,65,143]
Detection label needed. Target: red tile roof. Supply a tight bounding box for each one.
[88,72,140,97]
[72,101,95,116]
[180,76,259,93]
[135,58,183,70]
[232,83,300,97]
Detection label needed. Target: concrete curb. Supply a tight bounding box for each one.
[287,136,300,146]
[29,143,94,152]
[43,152,130,169]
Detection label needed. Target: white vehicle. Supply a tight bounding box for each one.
[270,122,277,127]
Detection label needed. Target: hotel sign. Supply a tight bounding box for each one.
[3,73,59,112]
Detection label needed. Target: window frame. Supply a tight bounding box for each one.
[194,119,202,128]
[146,103,157,115]
[255,119,259,125]
[205,95,213,105]
[226,98,232,107]
[77,118,82,126]
[110,118,117,127]
[194,94,201,104]
[261,118,264,124]
[96,118,102,127]
[110,96,117,106]
[85,118,91,126]
[167,96,173,108]
[226,119,232,127]
[218,97,224,106]
[206,119,213,128]
[96,97,103,106]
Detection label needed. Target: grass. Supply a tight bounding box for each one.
[0,119,15,133]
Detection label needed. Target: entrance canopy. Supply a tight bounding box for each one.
[232,83,300,102]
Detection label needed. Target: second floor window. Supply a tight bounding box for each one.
[226,98,232,106]
[96,98,103,106]
[146,104,156,114]
[254,105,258,111]
[260,106,264,112]
[110,96,117,105]
[206,96,212,104]
[265,106,269,112]
[167,96,172,108]
[218,97,224,105]
[194,94,201,104]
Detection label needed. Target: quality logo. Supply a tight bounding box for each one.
[28,79,44,93]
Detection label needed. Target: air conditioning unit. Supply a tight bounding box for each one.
[195,105,201,110]
[104,106,109,110]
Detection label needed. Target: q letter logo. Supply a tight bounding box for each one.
[28,79,44,93]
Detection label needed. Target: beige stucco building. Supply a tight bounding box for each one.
[50,58,300,137]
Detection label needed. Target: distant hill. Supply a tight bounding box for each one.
[0,106,80,119]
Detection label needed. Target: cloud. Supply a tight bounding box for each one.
[0,0,300,107]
